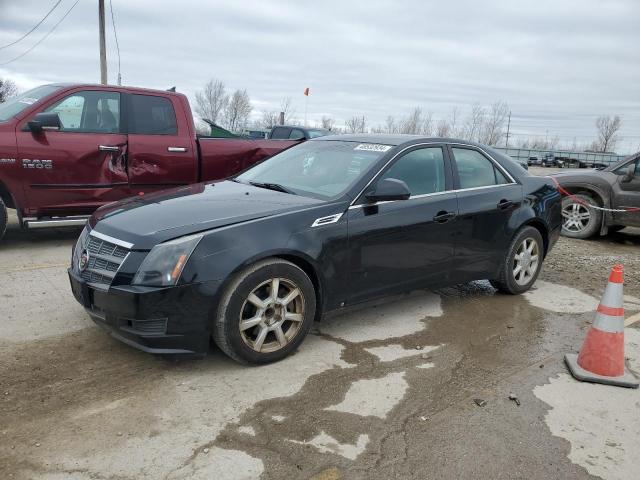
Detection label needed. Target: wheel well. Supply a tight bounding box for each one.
[560,186,604,207]
[522,219,549,256]
[277,254,323,318]
[0,181,16,209]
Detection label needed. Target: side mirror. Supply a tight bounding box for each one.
[28,112,62,134]
[622,163,636,183]
[365,178,411,203]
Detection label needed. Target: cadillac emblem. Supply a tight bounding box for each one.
[79,249,89,271]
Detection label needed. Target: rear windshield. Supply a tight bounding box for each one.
[0,85,62,122]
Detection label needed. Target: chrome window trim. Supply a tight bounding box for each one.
[90,230,135,249]
[348,141,518,208]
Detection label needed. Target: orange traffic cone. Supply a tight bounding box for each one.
[565,264,639,388]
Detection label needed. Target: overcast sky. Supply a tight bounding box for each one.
[1,0,639,152]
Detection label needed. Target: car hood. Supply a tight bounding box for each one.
[91,181,323,249]
[551,169,612,182]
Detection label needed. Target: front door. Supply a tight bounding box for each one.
[611,157,640,227]
[347,145,458,304]
[126,93,197,190]
[16,89,128,215]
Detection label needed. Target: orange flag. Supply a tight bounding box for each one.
[303,87,310,96]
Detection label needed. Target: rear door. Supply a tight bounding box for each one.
[126,93,197,190]
[448,146,523,282]
[347,145,458,303]
[16,89,128,214]
[611,157,640,227]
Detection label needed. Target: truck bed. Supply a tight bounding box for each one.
[198,138,298,181]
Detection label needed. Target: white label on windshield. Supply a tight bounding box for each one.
[354,143,392,152]
[18,97,38,105]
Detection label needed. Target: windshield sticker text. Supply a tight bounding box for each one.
[354,144,392,152]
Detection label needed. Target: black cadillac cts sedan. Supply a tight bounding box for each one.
[68,135,562,363]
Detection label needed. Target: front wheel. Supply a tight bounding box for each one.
[491,226,544,295]
[212,258,316,364]
[561,194,602,239]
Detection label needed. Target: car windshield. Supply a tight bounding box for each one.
[0,85,62,122]
[236,140,390,200]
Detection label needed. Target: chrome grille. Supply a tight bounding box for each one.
[78,232,130,289]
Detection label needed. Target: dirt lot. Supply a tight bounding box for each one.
[1,196,639,479]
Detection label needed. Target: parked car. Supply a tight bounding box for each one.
[68,135,562,363]
[0,84,297,241]
[542,153,564,168]
[553,153,640,238]
[269,125,330,140]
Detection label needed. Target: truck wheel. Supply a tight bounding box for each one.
[490,226,544,295]
[561,194,602,239]
[212,258,316,364]
[0,197,7,242]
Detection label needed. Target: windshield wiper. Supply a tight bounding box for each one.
[248,181,297,195]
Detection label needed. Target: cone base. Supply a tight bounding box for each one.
[565,354,639,389]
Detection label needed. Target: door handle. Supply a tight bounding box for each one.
[168,146,187,152]
[498,199,515,210]
[99,145,120,152]
[433,211,456,223]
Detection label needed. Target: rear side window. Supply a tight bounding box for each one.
[270,127,290,139]
[129,94,177,135]
[379,147,446,196]
[45,90,120,133]
[452,148,511,189]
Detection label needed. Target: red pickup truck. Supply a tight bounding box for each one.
[0,83,297,241]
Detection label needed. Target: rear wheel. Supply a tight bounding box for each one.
[491,226,544,294]
[212,258,316,364]
[0,197,7,243]
[561,194,602,239]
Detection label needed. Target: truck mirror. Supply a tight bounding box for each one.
[28,112,62,134]
[622,163,636,183]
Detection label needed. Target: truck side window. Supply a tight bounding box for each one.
[44,91,120,133]
[270,127,290,139]
[289,129,305,140]
[129,95,178,135]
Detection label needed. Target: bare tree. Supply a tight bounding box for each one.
[194,79,228,124]
[346,115,367,133]
[384,116,397,134]
[479,101,509,146]
[399,107,423,134]
[321,116,335,131]
[436,118,452,137]
[595,115,622,152]
[463,103,485,142]
[280,97,295,124]
[449,107,460,138]
[421,111,434,136]
[259,110,280,129]
[0,78,18,103]
[224,89,252,132]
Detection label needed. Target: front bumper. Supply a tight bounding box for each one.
[68,269,220,355]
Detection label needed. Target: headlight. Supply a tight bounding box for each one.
[132,234,203,287]
[72,226,90,269]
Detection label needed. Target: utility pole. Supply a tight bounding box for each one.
[505,110,511,147]
[98,0,107,85]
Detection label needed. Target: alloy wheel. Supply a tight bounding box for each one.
[512,237,540,286]
[562,202,591,233]
[239,277,305,353]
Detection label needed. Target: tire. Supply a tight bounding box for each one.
[0,197,7,243]
[490,226,544,295]
[212,258,316,364]
[561,194,602,239]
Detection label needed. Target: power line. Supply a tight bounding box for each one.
[109,0,122,85]
[0,0,63,51]
[0,0,81,67]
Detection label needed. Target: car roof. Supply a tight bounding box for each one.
[312,133,484,147]
[44,83,182,96]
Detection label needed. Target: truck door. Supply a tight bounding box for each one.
[16,89,128,215]
[126,93,197,190]
[611,157,640,227]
